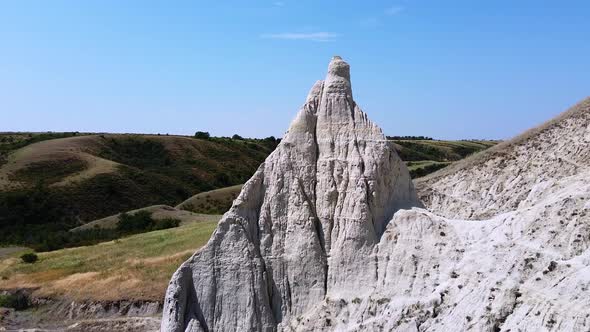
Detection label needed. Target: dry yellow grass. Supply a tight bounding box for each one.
[0,220,218,301]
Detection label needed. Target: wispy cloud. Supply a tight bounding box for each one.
[359,17,381,28]
[273,1,285,7]
[384,6,404,16]
[260,32,339,42]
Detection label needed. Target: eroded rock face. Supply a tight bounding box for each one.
[160,57,421,332]
[279,98,590,332]
[415,98,590,220]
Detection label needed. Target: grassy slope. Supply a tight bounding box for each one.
[390,139,498,178]
[0,220,218,301]
[176,184,243,214]
[72,205,221,231]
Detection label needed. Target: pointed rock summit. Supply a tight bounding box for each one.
[161,57,421,331]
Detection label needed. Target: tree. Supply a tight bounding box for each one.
[194,131,210,139]
[232,134,244,140]
[263,136,276,143]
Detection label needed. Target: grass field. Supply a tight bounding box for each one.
[0,220,218,301]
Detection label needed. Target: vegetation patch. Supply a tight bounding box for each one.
[10,158,87,185]
[0,292,29,310]
[406,161,452,179]
[117,211,180,233]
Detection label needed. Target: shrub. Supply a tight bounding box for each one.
[117,211,154,233]
[231,134,244,140]
[0,293,29,310]
[20,253,38,264]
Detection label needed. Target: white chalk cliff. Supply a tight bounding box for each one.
[161,56,421,332]
[162,58,590,331]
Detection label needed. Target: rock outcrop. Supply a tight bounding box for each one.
[163,57,590,331]
[161,56,421,331]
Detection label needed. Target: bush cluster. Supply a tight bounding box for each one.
[387,135,433,140]
[20,253,38,263]
[117,211,180,233]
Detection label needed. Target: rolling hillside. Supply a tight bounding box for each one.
[0,133,278,248]
[0,132,496,250]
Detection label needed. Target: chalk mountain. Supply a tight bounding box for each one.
[162,58,590,332]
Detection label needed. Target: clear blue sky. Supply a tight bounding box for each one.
[1,1,589,140]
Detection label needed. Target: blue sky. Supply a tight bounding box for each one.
[1,1,589,139]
